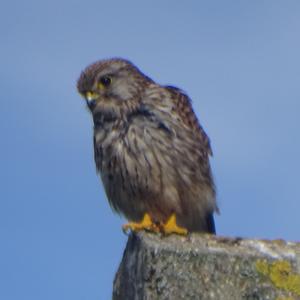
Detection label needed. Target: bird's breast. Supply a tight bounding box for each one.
[94,120,169,196]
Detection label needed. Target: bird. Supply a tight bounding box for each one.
[77,58,218,234]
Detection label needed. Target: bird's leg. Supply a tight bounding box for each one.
[162,213,188,235]
[122,213,160,233]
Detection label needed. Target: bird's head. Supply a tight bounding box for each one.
[77,58,153,118]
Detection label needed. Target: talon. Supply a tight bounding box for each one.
[122,213,160,233]
[162,214,188,235]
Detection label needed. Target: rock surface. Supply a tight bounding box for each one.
[113,232,300,300]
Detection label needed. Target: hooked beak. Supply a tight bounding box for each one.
[85,92,97,110]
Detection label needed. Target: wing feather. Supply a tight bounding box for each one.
[165,85,213,157]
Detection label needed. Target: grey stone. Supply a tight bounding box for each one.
[113,232,300,300]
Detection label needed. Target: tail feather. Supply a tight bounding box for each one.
[206,213,216,234]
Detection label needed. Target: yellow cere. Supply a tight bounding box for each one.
[86,91,98,100]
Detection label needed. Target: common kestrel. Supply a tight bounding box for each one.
[77,58,218,234]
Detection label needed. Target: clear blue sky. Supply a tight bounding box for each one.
[1,1,299,299]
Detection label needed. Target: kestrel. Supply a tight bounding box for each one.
[77,58,218,234]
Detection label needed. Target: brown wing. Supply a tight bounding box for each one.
[165,85,213,156]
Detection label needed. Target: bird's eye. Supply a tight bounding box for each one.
[98,76,112,88]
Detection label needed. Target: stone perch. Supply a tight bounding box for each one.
[113,232,300,300]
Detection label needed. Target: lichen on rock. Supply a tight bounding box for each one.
[113,232,300,300]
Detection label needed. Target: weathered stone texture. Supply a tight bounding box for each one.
[113,232,300,300]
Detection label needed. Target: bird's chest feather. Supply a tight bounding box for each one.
[93,119,174,203]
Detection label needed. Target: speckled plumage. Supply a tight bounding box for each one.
[77,58,218,233]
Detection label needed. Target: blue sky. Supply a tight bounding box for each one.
[1,1,300,299]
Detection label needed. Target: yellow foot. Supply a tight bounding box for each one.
[162,214,188,235]
[122,213,159,233]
